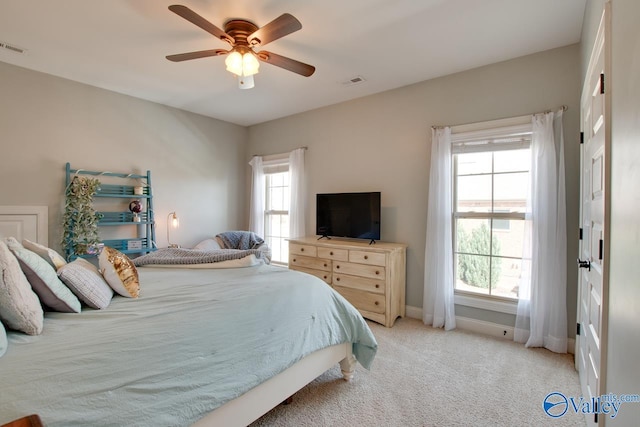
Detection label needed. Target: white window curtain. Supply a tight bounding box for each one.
[514,110,568,353]
[248,156,265,237]
[423,127,456,330]
[288,148,306,239]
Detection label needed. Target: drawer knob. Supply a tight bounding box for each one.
[301,248,304,252]
[293,258,296,262]
[374,301,379,305]
[323,275,328,279]
[336,277,340,281]
[364,255,368,260]
[336,265,340,269]
[324,263,327,267]
[375,271,380,275]
[330,251,333,255]
[375,284,380,288]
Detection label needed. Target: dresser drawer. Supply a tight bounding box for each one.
[289,243,317,257]
[293,266,332,285]
[333,261,385,280]
[334,286,386,314]
[317,247,348,261]
[333,273,384,294]
[348,250,386,266]
[289,255,331,271]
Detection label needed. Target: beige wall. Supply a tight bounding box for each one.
[582,0,640,423]
[0,61,248,251]
[248,45,582,335]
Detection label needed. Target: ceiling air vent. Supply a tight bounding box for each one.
[0,41,27,55]
[341,75,367,86]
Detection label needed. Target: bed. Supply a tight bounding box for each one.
[0,216,378,426]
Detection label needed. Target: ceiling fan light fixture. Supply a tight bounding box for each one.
[242,52,260,76]
[225,51,244,76]
[238,74,255,90]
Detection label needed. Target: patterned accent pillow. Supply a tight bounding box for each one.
[58,258,114,309]
[22,239,67,270]
[4,237,81,313]
[0,241,44,335]
[0,321,7,358]
[99,247,139,298]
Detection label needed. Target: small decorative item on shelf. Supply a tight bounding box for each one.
[62,176,104,259]
[134,186,144,195]
[129,200,142,222]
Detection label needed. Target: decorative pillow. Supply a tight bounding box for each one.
[0,241,44,335]
[99,247,139,298]
[22,239,67,270]
[0,321,7,358]
[58,258,114,309]
[4,237,81,313]
[193,238,222,251]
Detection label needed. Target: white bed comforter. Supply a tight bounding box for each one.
[0,265,377,427]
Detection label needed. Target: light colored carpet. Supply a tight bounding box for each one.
[251,317,585,427]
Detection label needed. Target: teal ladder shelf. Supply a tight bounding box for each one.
[64,163,156,260]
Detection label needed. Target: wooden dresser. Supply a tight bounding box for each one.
[288,236,407,327]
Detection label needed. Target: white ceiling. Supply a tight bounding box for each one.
[0,0,586,127]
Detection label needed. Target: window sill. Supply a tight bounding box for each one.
[454,293,518,315]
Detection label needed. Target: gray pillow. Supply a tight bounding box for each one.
[0,321,7,358]
[4,237,81,313]
[0,240,44,335]
[58,258,114,309]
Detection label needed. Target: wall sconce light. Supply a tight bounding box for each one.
[167,212,180,248]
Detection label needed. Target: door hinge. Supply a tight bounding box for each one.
[599,239,604,260]
[577,323,581,336]
[600,73,605,94]
[579,228,583,240]
[580,131,584,144]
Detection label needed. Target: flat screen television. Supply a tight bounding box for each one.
[316,192,381,243]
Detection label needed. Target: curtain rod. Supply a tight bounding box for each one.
[252,146,307,157]
[431,105,568,129]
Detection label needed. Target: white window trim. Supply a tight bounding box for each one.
[451,114,533,312]
[454,293,518,315]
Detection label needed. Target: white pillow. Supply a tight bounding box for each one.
[22,239,67,270]
[193,238,222,251]
[58,258,114,309]
[0,321,7,358]
[99,247,140,298]
[4,237,81,313]
[0,240,44,335]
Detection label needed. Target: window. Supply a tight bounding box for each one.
[264,164,290,265]
[452,125,531,300]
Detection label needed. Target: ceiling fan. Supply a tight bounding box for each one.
[166,5,315,89]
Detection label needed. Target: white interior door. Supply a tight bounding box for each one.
[0,206,49,245]
[577,6,609,426]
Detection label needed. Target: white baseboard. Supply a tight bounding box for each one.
[405,305,575,354]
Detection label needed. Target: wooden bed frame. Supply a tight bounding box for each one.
[0,206,358,427]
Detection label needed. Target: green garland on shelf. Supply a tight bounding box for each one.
[62,176,104,258]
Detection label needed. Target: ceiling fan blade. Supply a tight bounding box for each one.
[168,5,234,44]
[257,51,315,77]
[248,14,302,48]
[166,49,228,62]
